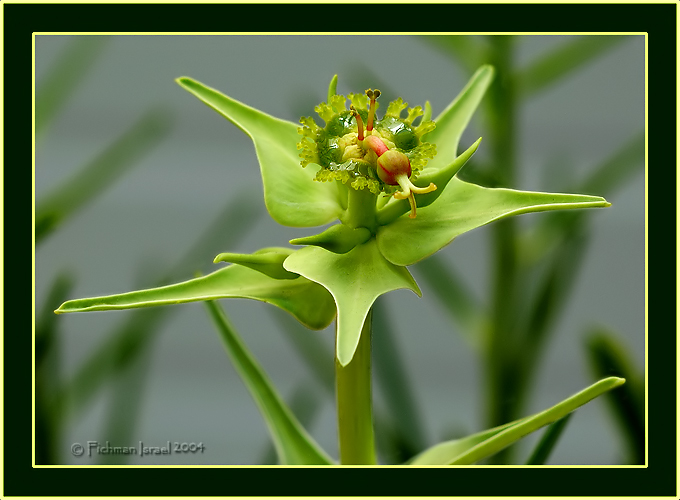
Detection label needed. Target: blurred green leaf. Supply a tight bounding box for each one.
[258,383,326,464]
[58,195,262,418]
[411,377,625,465]
[525,414,572,465]
[580,131,645,196]
[35,272,75,464]
[35,36,109,135]
[413,254,487,351]
[35,108,173,244]
[205,301,333,465]
[269,308,334,394]
[36,272,75,362]
[519,228,588,381]
[521,131,644,266]
[586,328,645,464]
[517,36,629,99]
[418,35,485,73]
[62,307,166,419]
[98,340,153,465]
[372,299,427,462]
[408,420,520,465]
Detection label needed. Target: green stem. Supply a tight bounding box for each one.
[342,186,378,233]
[336,309,377,465]
[484,35,521,464]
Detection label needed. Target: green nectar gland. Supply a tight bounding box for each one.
[297,88,437,218]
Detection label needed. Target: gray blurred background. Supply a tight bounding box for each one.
[35,35,645,465]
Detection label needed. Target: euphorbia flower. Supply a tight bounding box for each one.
[298,87,437,218]
[56,66,610,367]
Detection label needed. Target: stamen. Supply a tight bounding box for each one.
[350,106,364,141]
[365,88,381,132]
[405,193,417,218]
[393,175,437,219]
[410,182,437,194]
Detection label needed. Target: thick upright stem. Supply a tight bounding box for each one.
[336,309,377,465]
[342,187,378,233]
[485,35,521,464]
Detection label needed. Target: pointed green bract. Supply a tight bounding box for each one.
[56,264,336,331]
[205,301,333,465]
[176,77,345,227]
[327,74,338,102]
[290,224,372,254]
[377,177,610,266]
[214,247,299,280]
[421,65,494,172]
[410,377,625,465]
[283,240,421,366]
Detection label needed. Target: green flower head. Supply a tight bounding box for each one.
[298,89,436,217]
[58,66,610,367]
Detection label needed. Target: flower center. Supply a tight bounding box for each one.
[297,86,438,217]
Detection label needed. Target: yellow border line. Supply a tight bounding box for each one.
[32,31,650,35]
[9,0,680,3]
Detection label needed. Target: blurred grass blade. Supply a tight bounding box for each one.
[520,229,588,372]
[35,36,109,135]
[517,36,629,99]
[62,308,167,421]
[413,254,487,351]
[372,299,427,461]
[525,414,572,465]
[60,194,261,418]
[451,377,624,465]
[36,272,75,361]
[579,131,645,196]
[258,384,325,464]
[269,308,334,394]
[522,131,644,264]
[418,35,484,73]
[98,341,153,464]
[586,328,645,464]
[411,377,624,465]
[35,272,75,464]
[35,108,173,244]
[409,420,521,465]
[205,301,333,465]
